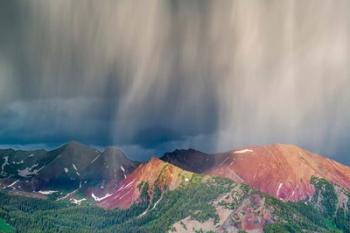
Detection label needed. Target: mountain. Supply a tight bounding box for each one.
[94,155,350,232]
[162,144,350,201]
[0,148,54,191]
[81,147,139,189]
[1,156,350,233]
[97,157,192,209]
[1,143,350,232]
[0,142,139,194]
[95,157,279,232]
[161,149,216,173]
[34,141,101,189]
[0,148,50,179]
[206,144,350,201]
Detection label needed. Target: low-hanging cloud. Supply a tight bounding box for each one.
[0,0,350,163]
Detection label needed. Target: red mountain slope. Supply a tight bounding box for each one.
[97,157,192,209]
[206,144,350,201]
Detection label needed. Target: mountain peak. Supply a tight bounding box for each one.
[163,148,202,157]
[158,144,350,202]
[97,155,191,209]
[102,147,128,159]
[63,141,91,150]
[207,144,350,201]
[161,149,212,173]
[149,155,162,162]
[103,146,123,153]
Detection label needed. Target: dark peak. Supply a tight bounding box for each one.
[161,148,206,160]
[65,140,85,148]
[103,147,127,158]
[165,148,201,156]
[104,146,123,153]
[160,148,212,173]
[102,147,139,165]
[175,148,197,153]
[52,141,96,155]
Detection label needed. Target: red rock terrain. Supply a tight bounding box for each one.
[206,144,350,201]
[97,157,191,209]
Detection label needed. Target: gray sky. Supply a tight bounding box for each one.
[1,0,350,163]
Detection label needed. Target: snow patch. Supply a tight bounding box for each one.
[91,193,112,202]
[139,195,163,218]
[38,190,58,195]
[64,168,69,173]
[72,164,80,176]
[291,190,295,197]
[71,198,86,205]
[139,209,148,217]
[116,180,135,192]
[99,180,105,189]
[121,166,127,179]
[7,180,19,188]
[17,164,43,177]
[28,154,35,157]
[276,183,283,197]
[234,149,253,154]
[117,190,131,200]
[1,156,9,171]
[57,188,79,201]
[12,160,24,165]
[151,196,162,210]
[91,154,101,164]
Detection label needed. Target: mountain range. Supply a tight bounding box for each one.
[1,142,350,233]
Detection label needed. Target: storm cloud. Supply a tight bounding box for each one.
[0,0,350,163]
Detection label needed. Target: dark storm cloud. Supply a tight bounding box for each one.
[0,98,112,145]
[0,0,350,163]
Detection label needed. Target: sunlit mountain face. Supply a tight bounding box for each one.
[1,143,350,232]
[1,1,350,233]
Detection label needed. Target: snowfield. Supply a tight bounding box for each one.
[234,149,253,154]
[91,193,112,202]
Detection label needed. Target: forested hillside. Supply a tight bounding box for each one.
[0,175,349,233]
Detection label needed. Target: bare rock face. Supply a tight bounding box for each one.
[97,157,192,209]
[161,144,350,202]
[206,144,350,201]
[161,149,214,173]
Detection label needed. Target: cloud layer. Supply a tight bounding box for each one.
[0,0,350,163]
